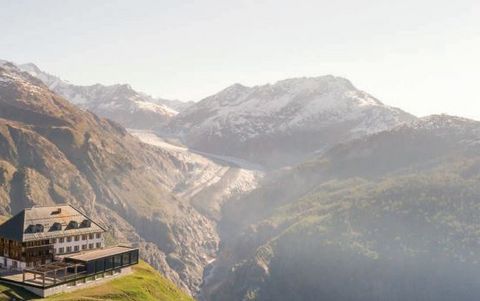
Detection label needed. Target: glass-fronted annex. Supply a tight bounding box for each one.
[64,246,139,275]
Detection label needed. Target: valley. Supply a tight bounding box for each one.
[2,59,480,300]
[130,129,263,221]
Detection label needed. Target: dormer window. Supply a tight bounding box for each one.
[80,219,91,228]
[24,224,43,233]
[67,220,79,230]
[25,225,34,233]
[50,222,62,231]
[34,224,44,233]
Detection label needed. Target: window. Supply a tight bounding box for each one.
[82,235,87,240]
[89,243,94,249]
[82,244,87,250]
[131,250,138,264]
[88,234,94,240]
[59,247,64,254]
[96,233,101,239]
[51,238,57,244]
[74,245,79,252]
[68,220,79,229]
[114,255,122,267]
[96,242,101,249]
[66,246,72,253]
[122,253,130,265]
[74,235,80,241]
[52,222,62,231]
[81,219,91,228]
[59,237,65,243]
[95,259,105,272]
[105,257,113,270]
[67,236,72,242]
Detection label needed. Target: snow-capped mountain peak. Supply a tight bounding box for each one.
[1,60,185,130]
[416,114,478,129]
[170,76,416,167]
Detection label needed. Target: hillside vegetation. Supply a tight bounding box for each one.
[202,116,480,301]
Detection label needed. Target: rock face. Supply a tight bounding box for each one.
[12,62,187,130]
[0,63,217,295]
[169,77,416,168]
[201,115,480,301]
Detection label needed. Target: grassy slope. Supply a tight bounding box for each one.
[212,159,480,301]
[0,261,193,301]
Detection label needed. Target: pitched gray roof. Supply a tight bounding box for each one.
[0,212,25,241]
[0,204,106,242]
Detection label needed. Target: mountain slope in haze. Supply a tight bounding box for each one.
[201,115,480,301]
[2,61,187,130]
[153,98,195,112]
[169,77,417,168]
[0,62,217,295]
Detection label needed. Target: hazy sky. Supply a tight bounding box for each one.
[1,0,479,119]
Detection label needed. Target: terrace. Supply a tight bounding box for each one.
[11,261,85,287]
[0,246,138,292]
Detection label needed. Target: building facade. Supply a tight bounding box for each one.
[0,205,106,270]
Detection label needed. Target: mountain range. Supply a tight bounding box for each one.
[2,59,480,301]
[169,77,416,167]
[8,60,417,169]
[6,61,193,130]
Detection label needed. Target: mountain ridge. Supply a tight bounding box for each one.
[169,75,416,168]
[0,60,192,130]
